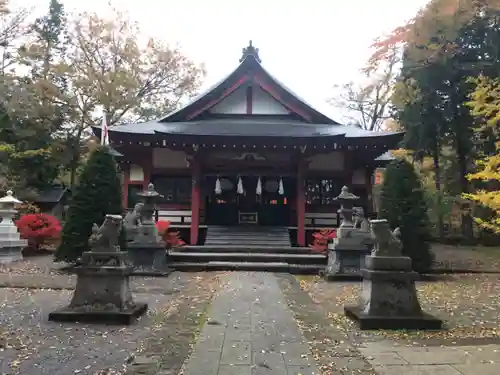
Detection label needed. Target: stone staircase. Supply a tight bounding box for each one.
[169,226,327,274]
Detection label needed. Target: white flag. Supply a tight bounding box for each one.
[100,111,109,145]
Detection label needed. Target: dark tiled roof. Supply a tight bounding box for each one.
[93,119,401,139]
[35,186,69,203]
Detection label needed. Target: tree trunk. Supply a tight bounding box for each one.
[432,145,444,239]
[456,141,474,239]
[68,128,84,189]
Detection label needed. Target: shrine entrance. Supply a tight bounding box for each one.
[204,175,295,226]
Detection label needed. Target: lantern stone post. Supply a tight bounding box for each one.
[125,183,170,276]
[323,186,373,280]
[0,190,27,264]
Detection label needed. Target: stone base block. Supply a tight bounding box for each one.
[127,243,170,276]
[0,247,23,264]
[324,247,371,280]
[344,305,443,330]
[131,268,173,277]
[48,302,148,325]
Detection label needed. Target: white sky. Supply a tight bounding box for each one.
[22,0,429,121]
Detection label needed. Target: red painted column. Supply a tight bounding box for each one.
[142,165,151,190]
[190,158,201,245]
[296,161,306,247]
[122,164,130,209]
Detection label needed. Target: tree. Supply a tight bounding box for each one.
[0,0,67,195]
[329,46,398,131]
[56,8,205,187]
[54,146,123,262]
[464,75,500,234]
[378,0,500,238]
[379,159,434,272]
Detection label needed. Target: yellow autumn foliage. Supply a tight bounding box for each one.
[465,75,500,234]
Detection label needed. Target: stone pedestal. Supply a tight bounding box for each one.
[49,214,148,325]
[49,250,148,325]
[344,255,443,330]
[0,191,27,264]
[128,242,170,276]
[324,238,371,279]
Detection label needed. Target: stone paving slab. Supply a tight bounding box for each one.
[359,340,500,375]
[181,272,320,375]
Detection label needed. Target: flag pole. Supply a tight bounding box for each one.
[101,109,109,146]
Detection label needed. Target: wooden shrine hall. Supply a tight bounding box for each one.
[93,41,402,247]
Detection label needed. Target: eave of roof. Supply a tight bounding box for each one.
[92,121,404,140]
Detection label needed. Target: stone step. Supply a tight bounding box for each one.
[183,245,312,254]
[170,261,324,274]
[207,226,288,231]
[205,226,292,247]
[204,240,291,246]
[206,232,289,237]
[169,251,326,264]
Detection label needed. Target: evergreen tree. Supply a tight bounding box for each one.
[379,159,434,272]
[55,146,123,262]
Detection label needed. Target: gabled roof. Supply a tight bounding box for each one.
[159,41,339,124]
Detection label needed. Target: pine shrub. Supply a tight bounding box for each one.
[54,146,123,262]
[379,159,434,272]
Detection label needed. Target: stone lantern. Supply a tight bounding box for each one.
[0,190,27,264]
[336,185,359,229]
[126,183,170,276]
[323,186,372,280]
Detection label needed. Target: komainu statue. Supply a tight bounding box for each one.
[353,207,370,232]
[123,203,143,241]
[370,219,403,257]
[88,214,123,252]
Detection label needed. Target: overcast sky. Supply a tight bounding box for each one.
[23,0,428,122]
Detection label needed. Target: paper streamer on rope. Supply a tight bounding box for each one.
[278,178,284,195]
[256,177,262,195]
[237,177,244,194]
[215,177,222,194]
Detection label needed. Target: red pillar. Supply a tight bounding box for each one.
[122,164,130,209]
[296,161,306,247]
[190,159,201,245]
[142,165,151,190]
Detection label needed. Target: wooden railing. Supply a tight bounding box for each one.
[155,209,192,224]
[305,212,340,228]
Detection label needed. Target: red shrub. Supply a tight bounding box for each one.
[16,213,62,250]
[155,220,185,248]
[310,229,336,253]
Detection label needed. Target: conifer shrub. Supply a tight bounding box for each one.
[379,159,434,272]
[54,146,123,262]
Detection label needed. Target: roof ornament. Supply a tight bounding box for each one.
[240,40,261,63]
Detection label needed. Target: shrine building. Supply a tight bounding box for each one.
[93,42,402,247]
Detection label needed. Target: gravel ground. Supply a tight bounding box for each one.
[0,288,176,375]
[298,273,500,346]
[0,261,211,375]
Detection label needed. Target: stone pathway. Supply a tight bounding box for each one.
[182,272,320,375]
[359,341,500,375]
